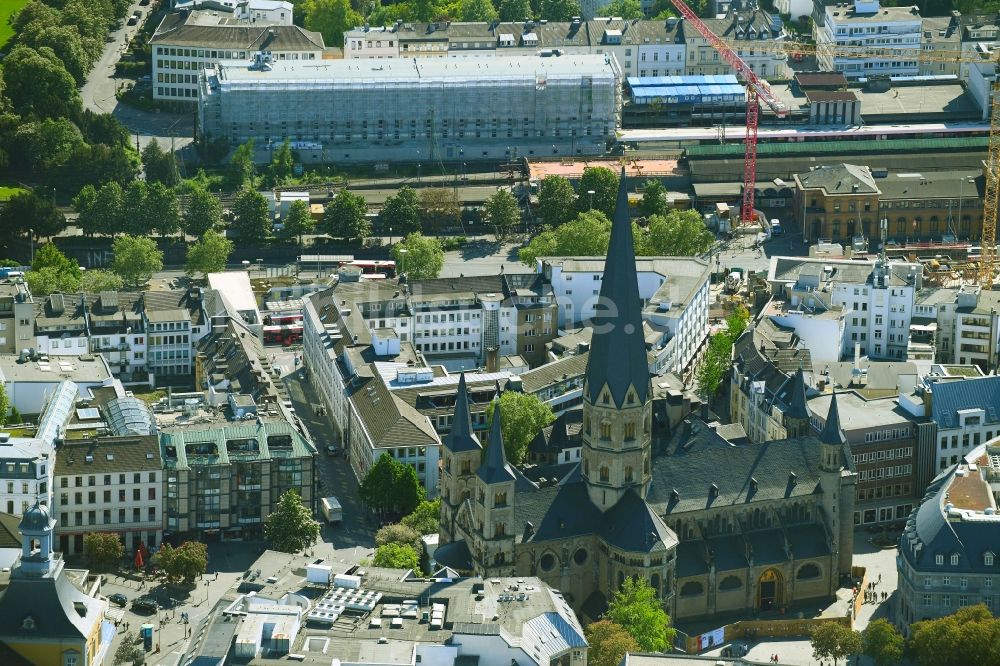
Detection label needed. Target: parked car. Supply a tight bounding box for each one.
[325,445,340,457]
[127,15,137,25]
[107,593,128,607]
[132,597,158,613]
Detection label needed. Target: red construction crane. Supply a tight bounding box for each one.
[670,0,787,226]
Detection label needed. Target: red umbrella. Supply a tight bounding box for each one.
[138,541,149,558]
[134,549,144,569]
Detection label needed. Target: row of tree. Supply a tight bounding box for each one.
[695,304,749,398]
[537,170,680,227]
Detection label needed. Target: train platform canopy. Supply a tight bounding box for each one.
[627,75,739,88]
[626,75,743,105]
[527,158,681,182]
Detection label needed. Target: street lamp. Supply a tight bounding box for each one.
[388,227,393,246]
[28,229,33,265]
[398,247,408,277]
[587,190,595,211]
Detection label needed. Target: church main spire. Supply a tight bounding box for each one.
[442,373,481,453]
[584,168,651,407]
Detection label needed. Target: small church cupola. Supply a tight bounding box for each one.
[818,390,848,472]
[19,501,56,577]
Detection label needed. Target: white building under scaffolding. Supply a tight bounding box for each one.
[198,53,621,162]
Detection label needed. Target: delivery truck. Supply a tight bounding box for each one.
[321,496,342,525]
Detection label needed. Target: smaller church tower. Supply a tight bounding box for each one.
[816,390,855,574]
[473,394,517,576]
[782,367,812,439]
[18,501,57,578]
[818,390,847,472]
[438,373,483,544]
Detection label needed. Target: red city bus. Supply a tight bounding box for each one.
[346,260,396,277]
[263,312,303,326]
[263,324,303,346]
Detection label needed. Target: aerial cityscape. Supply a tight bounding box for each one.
[0,0,997,663]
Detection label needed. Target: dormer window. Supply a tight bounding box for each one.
[986,552,995,566]
[936,554,944,565]
[952,553,960,566]
[21,616,35,630]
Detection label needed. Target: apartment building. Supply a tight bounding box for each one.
[911,285,1000,372]
[160,417,316,541]
[52,436,163,555]
[142,288,217,380]
[919,13,961,77]
[817,0,922,77]
[150,10,325,104]
[0,278,35,355]
[768,255,922,361]
[809,391,925,526]
[687,7,789,80]
[897,441,1000,630]
[922,375,1000,473]
[342,19,686,78]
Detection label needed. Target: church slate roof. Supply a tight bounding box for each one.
[584,170,651,407]
[442,373,482,453]
[818,391,848,446]
[599,489,678,553]
[647,419,824,515]
[477,400,516,484]
[784,367,811,421]
[517,479,602,545]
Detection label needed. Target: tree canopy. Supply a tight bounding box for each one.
[141,139,180,187]
[639,180,667,218]
[183,183,223,237]
[375,523,423,551]
[359,452,426,516]
[323,189,370,241]
[639,210,714,256]
[910,604,1000,666]
[80,269,124,293]
[393,233,444,279]
[401,498,441,535]
[230,188,272,240]
[810,622,862,666]
[281,199,315,244]
[186,230,234,278]
[381,186,422,237]
[540,0,581,20]
[537,175,578,227]
[519,211,612,266]
[585,620,641,666]
[301,0,362,47]
[152,541,208,585]
[604,577,675,653]
[484,391,555,465]
[83,532,123,572]
[264,489,321,553]
[862,619,904,666]
[26,243,81,295]
[483,189,520,242]
[577,167,620,218]
[110,235,163,288]
[2,45,81,120]
[373,542,422,574]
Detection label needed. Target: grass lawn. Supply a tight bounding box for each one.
[0,0,29,50]
[0,427,35,437]
[131,388,167,405]
[0,184,27,201]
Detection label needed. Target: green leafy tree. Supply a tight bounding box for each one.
[147,182,181,237]
[230,188,272,240]
[381,186,421,237]
[113,632,144,666]
[121,180,150,236]
[696,331,732,398]
[110,235,163,288]
[229,139,256,188]
[31,242,82,291]
[323,189,370,241]
[577,166,620,218]
[459,0,499,21]
[360,453,426,515]
[31,24,92,84]
[910,604,1000,666]
[639,210,714,257]
[483,189,520,242]
[152,541,208,585]
[0,382,9,427]
[301,0,363,47]
[414,0,435,21]
[419,188,461,233]
[79,182,125,236]
[373,542,422,573]
[499,0,532,20]
[604,577,675,653]
[80,269,124,293]
[83,532,124,572]
[537,175,578,227]
[639,180,667,218]
[401,498,441,535]
[862,619,904,666]
[2,191,65,240]
[183,183,223,237]
[518,210,611,266]
[726,304,750,340]
[185,230,234,278]
[281,199,316,245]
[265,489,321,553]
[484,391,555,465]
[603,0,642,17]
[2,45,81,120]
[393,232,443,279]
[268,139,295,184]
[810,622,862,666]
[585,620,641,666]
[141,139,180,187]
[375,523,422,551]
[540,0,581,20]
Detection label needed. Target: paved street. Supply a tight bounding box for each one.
[80,3,195,152]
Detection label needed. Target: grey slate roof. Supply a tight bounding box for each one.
[818,391,848,446]
[930,376,1000,430]
[647,419,824,515]
[442,373,482,454]
[476,399,516,485]
[600,489,677,553]
[795,164,878,195]
[0,567,103,640]
[784,367,811,421]
[584,169,651,407]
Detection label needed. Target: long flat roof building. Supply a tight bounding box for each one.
[199,54,621,163]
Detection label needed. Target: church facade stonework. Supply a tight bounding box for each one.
[438,172,856,623]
